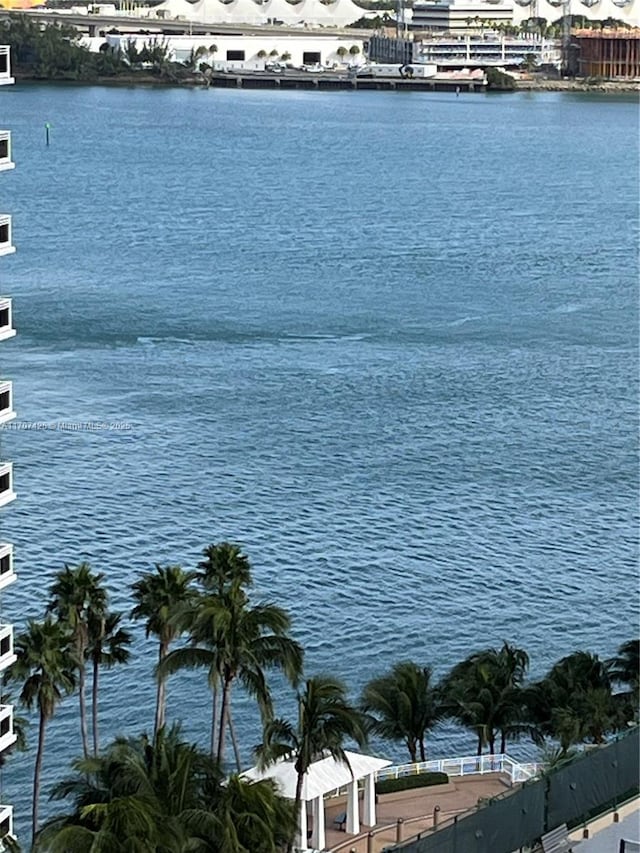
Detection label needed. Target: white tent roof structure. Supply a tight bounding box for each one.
[190,0,267,23]
[181,0,364,24]
[293,0,334,23]
[243,750,391,800]
[152,0,198,17]
[330,0,366,25]
[290,0,364,26]
[260,0,302,24]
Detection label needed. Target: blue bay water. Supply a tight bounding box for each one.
[0,84,638,832]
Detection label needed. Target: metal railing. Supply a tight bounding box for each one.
[376,753,541,786]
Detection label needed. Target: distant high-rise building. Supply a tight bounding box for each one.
[0,42,17,847]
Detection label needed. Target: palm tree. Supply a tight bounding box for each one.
[197,541,253,595]
[131,564,195,738]
[361,661,441,762]
[256,674,367,853]
[210,773,296,853]
[47,563,107,759]
[160,587,303,769]
[87,610,132,755]
[10,618,75,846]
[440,642,530,755]
[349,45,360,57]
[336,46,348,61]
[607,639,639,697]
[192,542,254,758]
[527,651,624,754]
[37,725,295,853]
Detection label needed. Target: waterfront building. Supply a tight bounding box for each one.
[410,0,514,33]
[368,31,560,65]
[573,27,640,76]
[100,32,368,68]
[0,43,17,847]
[416,33,562,66]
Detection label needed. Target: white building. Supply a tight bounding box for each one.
[102,32,367,68]
[410,0,515,32]
[417,33,562,65]
[0,43,17,849]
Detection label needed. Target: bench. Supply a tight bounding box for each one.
[333,811,347,831]
[541,824,581,853]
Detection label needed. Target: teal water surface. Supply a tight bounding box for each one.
[0,84,638,832]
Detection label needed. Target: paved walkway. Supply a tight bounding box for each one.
[324,773,511,852]
[577,805,640,853]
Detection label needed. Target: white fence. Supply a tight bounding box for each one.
[376,753,541,786]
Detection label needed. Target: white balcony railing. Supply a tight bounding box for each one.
[0,299,15,342]
[0,705,16,755]
[0,463,14,508]
[0,47,14,86]
[0,805,13,848]
[0,382,14,426]
[375,754,541,786]
[0,216,14,258]
[0,624,15,672]
[0,544,15,592]
[0,132,13,173]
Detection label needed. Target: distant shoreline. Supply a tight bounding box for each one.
[515,78,639,94]
[14,70,639,95]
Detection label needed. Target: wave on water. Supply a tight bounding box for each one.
[448,316,482,327]
[280,332,373,343]
[552,302,589,314]
[136,335,196,346]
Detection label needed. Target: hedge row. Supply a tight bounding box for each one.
[376,771,449,795]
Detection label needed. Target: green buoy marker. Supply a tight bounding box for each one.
[45,122,51,146]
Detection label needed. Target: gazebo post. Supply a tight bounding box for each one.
[311,795,325,849]
[363,772,376,826]
[346,779,360,834]
[298,798,309,850]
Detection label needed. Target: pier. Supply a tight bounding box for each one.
[206,70,485,92]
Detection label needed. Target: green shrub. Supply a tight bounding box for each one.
[486,67,516,91]
[376,771,449,794]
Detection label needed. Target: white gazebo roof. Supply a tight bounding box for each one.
[242,750,392,801]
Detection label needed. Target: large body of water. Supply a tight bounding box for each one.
[0,83,638,833]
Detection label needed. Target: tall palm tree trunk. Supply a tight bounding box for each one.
[407,739,417,762]
[92,657,100,755]
[78,658,90,759]
[32,709,47,847]
[210,675,218,759]
[228,704,242,771]
[216,677,232,767]
[155,639,168,737]
[287,769,306,853]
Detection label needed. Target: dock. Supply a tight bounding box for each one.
[206,71,486,92]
